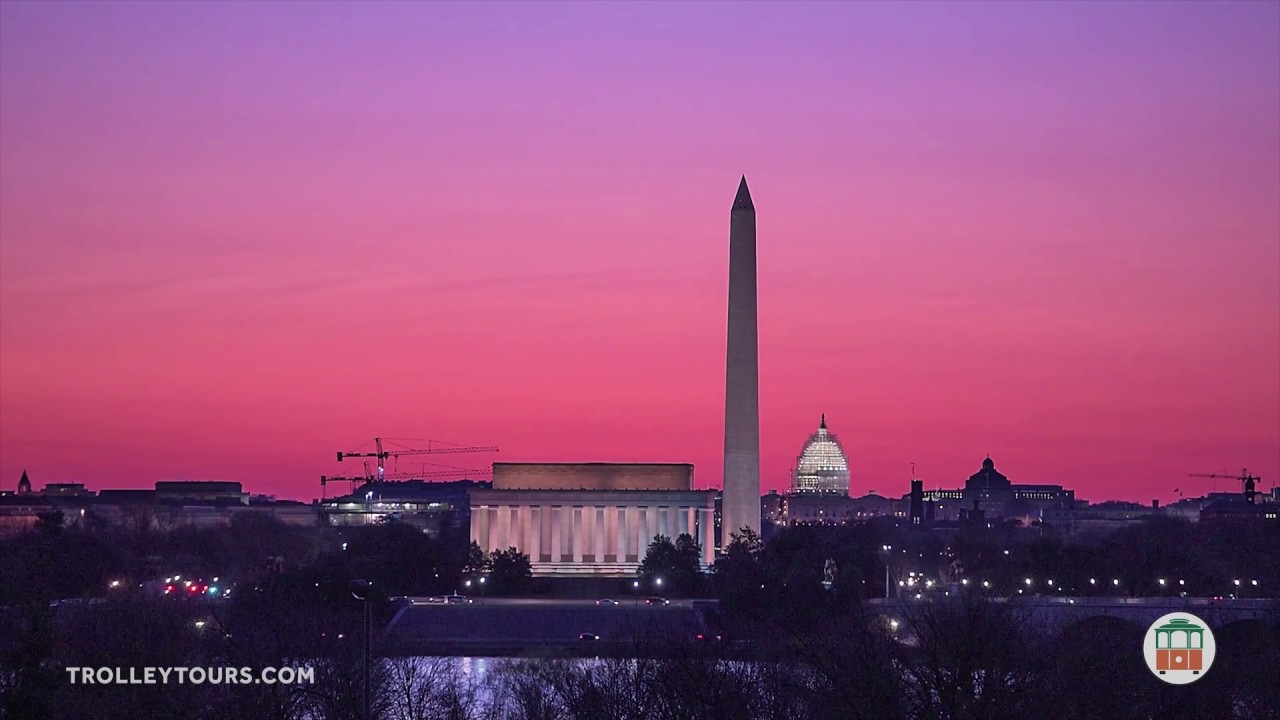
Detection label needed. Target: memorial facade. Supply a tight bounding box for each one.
[469,463,716,577]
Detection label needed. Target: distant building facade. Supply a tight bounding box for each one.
[769,455,1078,528]
[910,456,1076,525]
[0,474,316,535]
[469,463,716,577]
[319,479,483,536]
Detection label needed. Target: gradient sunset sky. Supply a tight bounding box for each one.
[2,1,1277,503]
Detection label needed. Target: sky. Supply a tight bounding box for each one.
[1,1,1277,504]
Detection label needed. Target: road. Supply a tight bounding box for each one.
[396,596,708,608]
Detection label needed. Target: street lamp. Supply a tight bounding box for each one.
[350,579,373,720]
[881,545,893,599]
[479,576,487,605]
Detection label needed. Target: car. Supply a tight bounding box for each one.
[164,580,213,598]
[596,598,619,606]
[443,594,473,604]
[644,596,670,606]
[578,633,600,641]
[694,633,723,642]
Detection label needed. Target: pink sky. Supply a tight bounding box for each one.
[2,1,1277,504]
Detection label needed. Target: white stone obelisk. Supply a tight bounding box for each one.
[721,176,761,545]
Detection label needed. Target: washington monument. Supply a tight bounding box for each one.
[722,176,761,542]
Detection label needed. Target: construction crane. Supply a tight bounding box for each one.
[321,465,491,497]
[1188,468,1262,504]
[337,437,499,482]
[320,437,499,497]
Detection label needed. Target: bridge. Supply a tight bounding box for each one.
[383,598,714,657]
[382,596,1279,656]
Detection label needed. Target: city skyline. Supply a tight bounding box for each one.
[2,2,1278,504]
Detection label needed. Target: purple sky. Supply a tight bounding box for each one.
[1,1,1277,503]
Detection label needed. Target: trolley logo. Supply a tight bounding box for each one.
[1143,613,1215,684]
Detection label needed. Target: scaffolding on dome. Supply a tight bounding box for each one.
[790,414,851,496]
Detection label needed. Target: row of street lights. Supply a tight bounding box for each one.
[883,570,1263,598]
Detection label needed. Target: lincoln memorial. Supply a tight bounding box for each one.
[469,463,717,577]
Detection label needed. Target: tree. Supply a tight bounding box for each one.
[464,541,488,576]
[712,527,772,618]
[33,511,64,535]
[638,533,703,596]
[639,534,677,586]
[488,547,531,595]
[673,532,703,591]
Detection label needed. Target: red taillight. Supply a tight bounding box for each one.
[696,634,703,640]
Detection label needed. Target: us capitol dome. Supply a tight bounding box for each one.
[790,414,851,496]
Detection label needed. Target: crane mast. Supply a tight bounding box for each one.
[323,436,499,495]
[1188,468,1262,504]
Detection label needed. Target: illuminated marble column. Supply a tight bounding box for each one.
[572,506,584,563]
[700,507,715,566]
[528,506,540,561]
[605,506,618,560]
[594,507,606,562]
[581,506,595,562]
[626,506,641,560]
[550,506,562,562]
[480,506,493,551]
[471,505,486,551]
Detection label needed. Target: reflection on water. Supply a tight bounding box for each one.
[455,656,490,681]
[380,655,599,716]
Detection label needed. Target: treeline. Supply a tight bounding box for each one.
[732,515,1280,603]
[0,512,536,608]
[4,592,1277,720]
[0,514,535,719]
